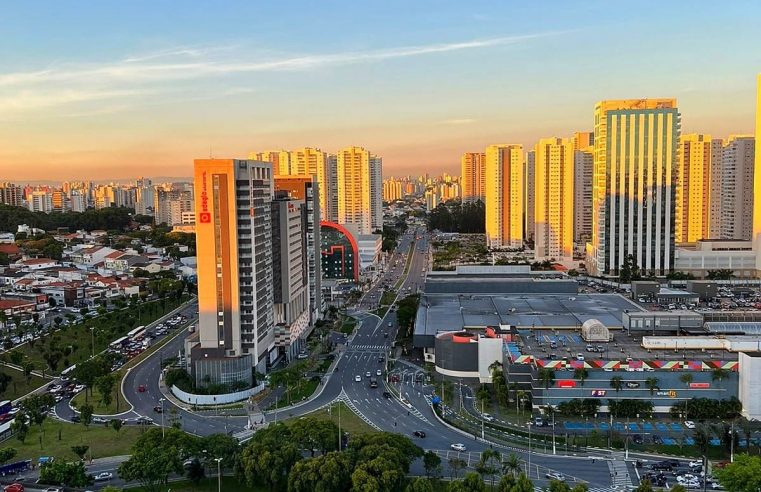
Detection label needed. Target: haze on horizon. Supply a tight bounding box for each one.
[1,0,759,182]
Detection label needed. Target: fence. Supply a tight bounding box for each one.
[170,383,265,405]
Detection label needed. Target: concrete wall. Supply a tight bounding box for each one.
[171,382,265,406]
[739,352,761,419]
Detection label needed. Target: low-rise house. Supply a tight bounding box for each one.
[17,258,58,271]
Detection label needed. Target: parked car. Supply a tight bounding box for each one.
[685,421,696,429]
[94,472,113,481]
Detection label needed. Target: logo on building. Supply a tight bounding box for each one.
[689,382,710,389]
[199,171,211,223]
[557,380,577,388]
[656,390,677,397]
[591,390,607,397]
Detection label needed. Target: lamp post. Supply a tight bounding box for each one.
[214,457,222,492]
[527,420,532,478]
[89,327,95,358]
[552,410,557,455]
[159,398,166,438]
[481,400,485,440]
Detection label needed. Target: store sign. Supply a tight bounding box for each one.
[656,390,677,397]
[199,171,211,223]
[557,380,577,388]
[690,382,710,389]
[591,390,607,397]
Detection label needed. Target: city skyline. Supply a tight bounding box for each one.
[1,1,760,180]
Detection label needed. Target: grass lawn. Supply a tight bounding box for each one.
[289,401,374,436]
[372,306,389,318]
[380,289,397,306]
[269,379,319,409]
[0,366,48,402]
[127,477,266,491]
[339,317,356,335]
[3,296,189,375]
[8,417,143,462]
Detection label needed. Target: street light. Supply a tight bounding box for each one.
[159,398,166,438]
[214,457,222,492]
[89,326,95,358]
[527,420,532,479]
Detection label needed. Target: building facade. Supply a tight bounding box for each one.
[336,146,382,236]
[524,150,535,243]
[719,135,755,240]
[192,159,275,383]
[484,144,524,249]
[574,148,593,251]
[677,134,718,243]
[461,152,485,203]
[534,137,574,261]
[588,99,680,276]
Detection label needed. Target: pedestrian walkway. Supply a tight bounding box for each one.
[607,457,633,489]
[347,344,388,352]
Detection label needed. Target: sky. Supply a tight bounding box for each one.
[1,0,760,182]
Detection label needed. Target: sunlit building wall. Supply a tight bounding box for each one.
[588,99,680,276]
[461,152,485,203]
[574,148,593,250]
[720,135,756,240]
[336,146,382,235]
[534,137,574,261]
[524,151,535,242]
[251,150,291,176]
[677,134,716,243]
[485,144,524,249]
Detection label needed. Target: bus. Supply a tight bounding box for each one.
[0,459,31,477]
[109,336,128,350]
[0,401,11,417]
[127,326,146,341]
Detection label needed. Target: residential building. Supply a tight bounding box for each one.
[461,152,485,203]
[720,135,755,240]
[28,191,53,213]
[534,137,574,261]
[383,178,403,202]
[573,148,593,251]
[0,183,23,207]
[191,158,275,384]
[336,146,382,236]
[135,177,154,216]
[677,134,719,243]
[271,195,310,361]
[154,188,194,226]
[274,175,322,325]
[251,150,291,175]
[484,144,524,249]
[588,98,680,276]
[572,131,594,150]
[524,150,535,242]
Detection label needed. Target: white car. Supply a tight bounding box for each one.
[43,488,62,492]
[546,472,566,481]
[688,460,702,468]
[376,369,382,376]
[685,421,696,429]
[365,371,371,377]
[354,375,362,382]
[94,472,113,481]
[482,413,494,422]
[450,443,466,452]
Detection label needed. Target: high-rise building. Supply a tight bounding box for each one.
[0,183,23,207]
[461,152,485,203]
[336,146,382,236]
[383,178,403,202]
[484,144,524,249]
[572,131,594,151]
[290,148,335,222]
[191,159,275,382]
[51,190,67,212]
[573,148,593,250]
[719,135,755,240]
[274,175,322,326]
[69,190,86,212]
[588,99,680,276]
[677,134,719,243]
[271,195,310,361]
[154,188,194,226]
[707,138,725,239]
[251,150,291,175]
[135,177,154,216]
[28,191,53,213]
[755,74,761,257]
[524,151,535,243]
[534,137,574,261]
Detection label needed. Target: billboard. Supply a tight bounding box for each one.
[689,382,710,389]
[557,380,577,388]
[591,390,607,397]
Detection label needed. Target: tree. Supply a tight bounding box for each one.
[549,480,572,492]
[95,374,115,407]
[679,373,694,388]
[670,486,687,492]
[645,377,659,396]
[633,479,654,492]
[290,416,338,456]
[186,458,205,485]
[610,376,624,393]
[538,367,555,389]
[475,448,501,488]
[423,450,442,478]
[118,429,189,492]
[287,452,352,492]
[448,457,467,479]
[715,454,761,492]
[712,368,729,382]
[497,474,516,492]
[502,453,521,478]
[79,403,94,428]
[707,269,733,280]
[9,351,23,366]
[11,418,28,443]
[22,361,34,383]
[71,445,89,461]
[110,419,123,433]
[574,367,589,386]
[239,423,301,491]
[406,477,435,492]
[39,460,92,488]
[0,447,17,464]
[511,473,535,492]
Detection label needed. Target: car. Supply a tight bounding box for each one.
[71,415,81,423]
[382,391,392,399]
[296,352,309,360]
[365,371,371,377]
[355,375,362,382]
[652,435,663,445]
[685,421,696,429]
[153,405,163,413]
[450,443,466,452]
[546,472,566,481]
[3,484,24,492]
[137,385,146,392]
[413,430,426,438]
[482,413,494,422]
[94,471,113,481]
[43,488,62,492]
[376,369,382,376]
[576,354,585,361]
[632,434,644,445]
[688,460,703,468]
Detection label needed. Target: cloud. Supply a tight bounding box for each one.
[0,32,564,116]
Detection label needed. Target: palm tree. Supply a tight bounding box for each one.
[488,360,503,378]
[711,368,729,383]
[574,367,589,386]
[515,390,526,414]
[645,377,659,396]
[610,376,624,393]
[538,368,555,389]
[679,373,694,388]
[501,453,521,478]
[476,449,501,488]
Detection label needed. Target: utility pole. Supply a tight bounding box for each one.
[528,421,532,478]
[338,401,342,451]
[160,398,166,439]
[552,409,556,455]
[481,400,485,440]
[214,457,222,492]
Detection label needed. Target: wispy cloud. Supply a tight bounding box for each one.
[0,32,564,115]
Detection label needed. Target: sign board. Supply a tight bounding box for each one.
[656,390,677,397]
[689,382,710,389]
[591,390,607,397]
[557,380,577,388]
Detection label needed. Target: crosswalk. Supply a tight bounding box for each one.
[348,344,388,351]
[608,458,633,489]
